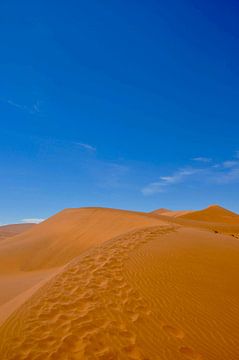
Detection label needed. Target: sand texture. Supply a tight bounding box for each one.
[0,206,239,359]
[0,208,165,273]
[0,224,35,241]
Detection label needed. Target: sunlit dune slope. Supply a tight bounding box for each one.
[179,204,239,224]
[150,208,239,236]
[0,224,35,241]
[1,225,239,359]
[0,207,165,272]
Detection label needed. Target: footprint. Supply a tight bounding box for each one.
[122,344,142,359]
[179,346,203,359]
[163,324,185,339]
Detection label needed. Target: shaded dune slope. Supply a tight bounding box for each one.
[1,225,239,359]
[0,224,35,241]
[151,209,193,218]
[0,208,166,272]
[150,208,171,215]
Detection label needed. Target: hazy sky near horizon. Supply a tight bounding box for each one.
[1,0,239,223]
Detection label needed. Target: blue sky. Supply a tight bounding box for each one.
[1,0,239,223]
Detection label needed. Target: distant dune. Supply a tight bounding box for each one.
[151,208,171,214]
[151,208,193,218]
[0,208,166,273]
[0,223,35,241]
[0,205,239,359]
[151,205,239,235]
[179,204,239,224]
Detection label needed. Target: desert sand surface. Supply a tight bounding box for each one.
[152,209,193,217]
[0,207,166,273]
[0,208,166,326]
[0,223,35,241]
[0,269,57,307]
[0,268,59,327]
[0,225,239,359]
[179,204,239,224]
[151,205,239,236]
[0,206,239,359]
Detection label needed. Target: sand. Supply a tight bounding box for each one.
[152,209,194,217]
[0,268,58,327]
[179,204,239,224]
[0,223,35,241]
[0,208,165,321]
[0,206,239,359]
[0,208,165,273]
[151,205,239,236]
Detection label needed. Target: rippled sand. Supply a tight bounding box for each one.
[0,206,239,359]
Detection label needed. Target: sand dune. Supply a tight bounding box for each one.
[179,204,239,224]
[151,205,239,236]
[1,224,239,359]
[1,205,239,359]
[0,268,58,327]
[0,207,166,318]
[0,223,35,241]
[0,207,166,273]
[152,209,193,217]
[150,208,171,215]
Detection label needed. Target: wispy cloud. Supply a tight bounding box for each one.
[142,151,239,195]
[4,99,40,115]
[212,155,239,184]
[141,181,166,195]
[21,218,45,224]
[214,167,239,184]
[193,157,212,163]
[222,160,238,168]
[142,168,201,195]
[160,169,200,184]
[74,142,96,152]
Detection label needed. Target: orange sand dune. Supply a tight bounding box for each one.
[1,225,239,359]
[151,205,239,236]
[152,208,193,217]
[151,208,171,214]
[0,223,35,241]
[0,207,167,318]
[179,204,239,224]
[0,207,166,273]
[0,268,58,327]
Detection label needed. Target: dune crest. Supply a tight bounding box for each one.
[151,208,171,214]
[1,224,239,359]
[1,205,239,359]
[0,207,166,272]
[152,209,194,218]
[179,204,239,224]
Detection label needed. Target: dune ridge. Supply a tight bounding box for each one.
[0,207,166,273]
[0,207,167,324]
[0,225,175,360]
[152,209,193,218]
[151,205,239,236]
[1,224,239,359]
[179,205,239,224]
[1,205,239,359]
